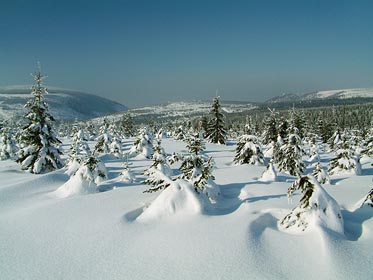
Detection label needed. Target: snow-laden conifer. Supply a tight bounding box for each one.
[277,128,305,176]
[206,96,227,144]
[234,135,264,165]
[94,118,112,154]
[129,127,153,158]
[179,133,220,200]
[55,155,107,198]
[361,129,373,158]
[262,109,278,146]
[65,127,91,176]
[16,64,63,174]
[312,161,330,185]
[173,125,186,140]
[119,154,135,183]
[279,175,344,234]
[143,139,173,193]
[328,135,359,175]
[0,122,18,160]
[120,112,135,137]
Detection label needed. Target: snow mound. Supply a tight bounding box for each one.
[279,176,344,235]
[137,179,209,222]
[259,161,277,182]
[54,167,97,198]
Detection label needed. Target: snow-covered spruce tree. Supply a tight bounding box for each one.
[206,96,227,144]
[279,175,344,234]
[94,118,112,154]
[262,108,278,146]
[143,139,173,192]
[277,117,289,143]
[120,112,135,137]
[173,125,186,140]
[0,123,18,160]
[288,107,306,139]
[317,116,333,144]
[328,129,342,151]
[55,154,107,198]
[16,64,63,174]
[178,133,219,200]
[86,122,98,141]
[361,128,373,158]
[312,161,330,185]
[129,126,153,158]
[234,134,264,165]
[277,128,305,176]
[110,136,123,158]
[328,136,358,176]
[119,154,135,183]
[65,127,91,176]
[307,133,320,162]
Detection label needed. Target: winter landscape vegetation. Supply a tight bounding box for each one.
[2,1,373,280]
[1,64,373,280]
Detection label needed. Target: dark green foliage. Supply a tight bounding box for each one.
[121,113,135,137]
[206,97,227,144]
[277,131,305,176]
[179,133,215,192]
[280,176,315,230]
[234,135,264,165]
[262,109,278,145]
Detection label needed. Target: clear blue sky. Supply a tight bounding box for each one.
[1,0,372,107]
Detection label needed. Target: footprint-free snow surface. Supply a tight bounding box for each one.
[1,138,373,279]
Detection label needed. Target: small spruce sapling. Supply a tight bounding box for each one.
[234,135,264,165]
[119,154,135,183]
[280,175,344,234]
[129,127,153,158]
[143,139,173,193]
[312,161,330,185]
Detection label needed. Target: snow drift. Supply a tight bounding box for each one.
[137,179,209,222]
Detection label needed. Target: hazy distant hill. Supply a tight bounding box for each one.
[266,88,373,104]
[0,86,127,121]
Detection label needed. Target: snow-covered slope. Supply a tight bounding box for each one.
[0,85,127,121]
[267,88,373,103]
[1,137,373,279]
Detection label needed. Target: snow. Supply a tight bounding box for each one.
[137,179,208,222]
[1,138,373,279]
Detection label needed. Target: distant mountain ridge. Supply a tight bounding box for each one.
[266,88,373,103]
[0,85,127,121]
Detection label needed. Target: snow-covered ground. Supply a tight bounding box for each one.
[1,138,372,279]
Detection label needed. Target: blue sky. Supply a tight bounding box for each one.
[0,0,372,107]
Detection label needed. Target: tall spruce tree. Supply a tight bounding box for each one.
[16,64,63,174]
[206,96,227,144]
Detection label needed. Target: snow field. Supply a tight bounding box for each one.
[0,138,373,279]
